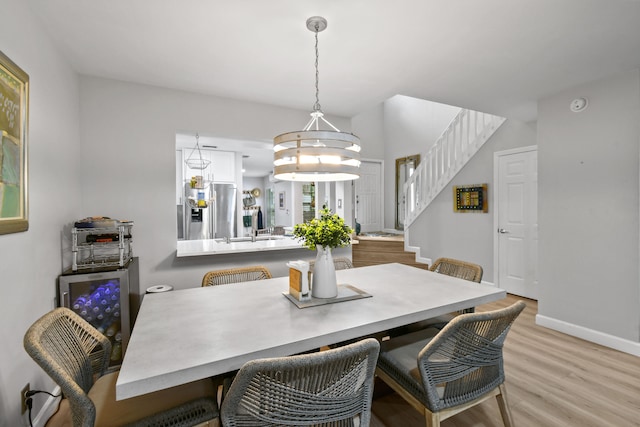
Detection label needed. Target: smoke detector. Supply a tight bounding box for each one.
[570,97,588,113]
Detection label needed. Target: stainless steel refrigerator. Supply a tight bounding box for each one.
[184,182,237,240]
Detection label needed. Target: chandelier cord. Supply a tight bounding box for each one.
[195,132,202,159]
[313,23,321,113]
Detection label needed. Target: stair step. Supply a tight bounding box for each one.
[352,236,428,270]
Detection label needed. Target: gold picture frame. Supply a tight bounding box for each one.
[0,50,29,234]
[454,184,488,213]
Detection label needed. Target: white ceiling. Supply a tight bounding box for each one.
[26,0,640,176]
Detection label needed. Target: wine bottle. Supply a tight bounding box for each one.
[110,342,122,361]
[106,321,120,337]
[72,295,89,311]
[257,207,264,229]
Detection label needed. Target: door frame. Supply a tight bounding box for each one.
[395,154,420,230]
[493,145,537,290]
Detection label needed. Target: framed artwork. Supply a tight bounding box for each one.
[454,184,488,213]
[278,192,285,209]
[0,51,29,234]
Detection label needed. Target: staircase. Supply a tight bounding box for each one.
[403,109,506,228]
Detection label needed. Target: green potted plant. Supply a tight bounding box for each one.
[293,208,353,298]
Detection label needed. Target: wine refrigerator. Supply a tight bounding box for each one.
[58,257,138,367]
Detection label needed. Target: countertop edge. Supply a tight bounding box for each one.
[176,238,307,257]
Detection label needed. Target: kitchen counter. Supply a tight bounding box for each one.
[176,236,305,257]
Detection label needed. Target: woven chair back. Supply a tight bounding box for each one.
[309,257,354,272]
[430,257,483,283]
[24,308,111,427]
[202,265,272,286]
[221,338,380,426]
[333,257,354,271]
[418,301,525,411]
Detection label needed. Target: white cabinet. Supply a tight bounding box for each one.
[210,151,235,183]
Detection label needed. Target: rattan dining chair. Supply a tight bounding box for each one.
[201,265,274,401]
[430,257,483,285]
[376,301,525,427]
[220,337,380,426]
[24,307,218,427]
[201,265,272,286]
[430,257,483,316]
[308,256,354,272]
[390,257,484,337]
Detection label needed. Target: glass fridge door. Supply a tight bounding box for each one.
[59,269,130,367]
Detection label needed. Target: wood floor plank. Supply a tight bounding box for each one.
[370,294,640,427]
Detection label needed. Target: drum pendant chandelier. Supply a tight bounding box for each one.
[273,16,361,182]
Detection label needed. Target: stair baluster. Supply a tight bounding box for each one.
[403,109,506,228]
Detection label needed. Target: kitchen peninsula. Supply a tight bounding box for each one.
[176,236,305,256]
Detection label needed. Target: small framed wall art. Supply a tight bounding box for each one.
[0,50,29,234]
[454,184,488,213]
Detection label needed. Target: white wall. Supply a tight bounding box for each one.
[537,69,640,343]
[0,0,82,425]
[351,103,385,228]
[78,76,352,294]
[351,102,385,160]
[273,181,294,227]
[408,120,537,281]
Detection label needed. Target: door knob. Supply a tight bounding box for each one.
[497,228,510,234]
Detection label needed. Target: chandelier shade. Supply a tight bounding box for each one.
[273,16,361,182]
[273,129,361,181]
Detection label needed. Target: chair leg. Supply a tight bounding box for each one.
[496,383,515,427]
[221,376,233,404]
[424,408,440,427]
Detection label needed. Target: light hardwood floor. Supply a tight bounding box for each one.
[370,294,640,427]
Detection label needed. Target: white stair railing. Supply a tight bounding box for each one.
[404,109,506,227]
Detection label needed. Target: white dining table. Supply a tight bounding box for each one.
[116,263,505,400]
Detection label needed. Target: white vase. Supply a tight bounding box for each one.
[312,245,338,298]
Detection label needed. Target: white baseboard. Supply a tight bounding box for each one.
[536,315,640,357]
[28,386,61,427]
[406,244,431,266]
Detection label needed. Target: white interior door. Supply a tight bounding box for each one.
[355,160,383,233]
[494,146,538,299]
